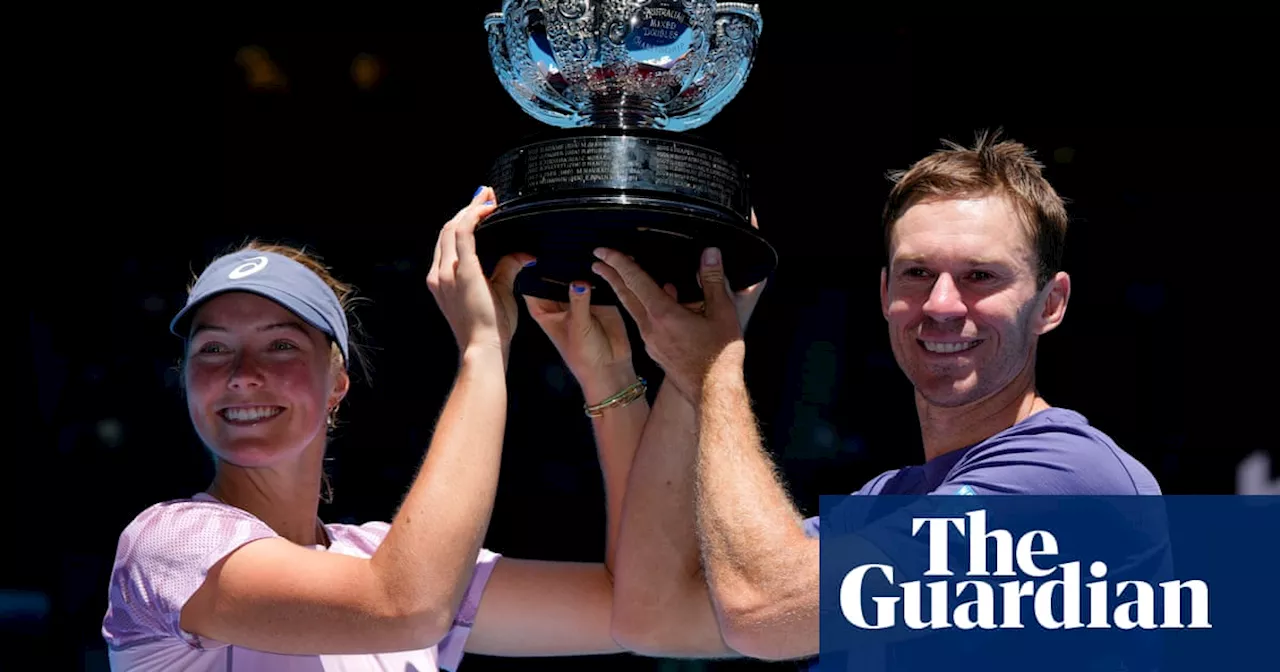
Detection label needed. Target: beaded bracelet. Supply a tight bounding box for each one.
[584,377,648,418]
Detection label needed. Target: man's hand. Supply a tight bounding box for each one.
[591,245,743,402]
[674,210,768,333]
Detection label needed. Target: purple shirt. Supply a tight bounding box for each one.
[802,408,1161,537]
[102,492,500,671]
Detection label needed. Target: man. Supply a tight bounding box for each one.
[596,131,1162,663]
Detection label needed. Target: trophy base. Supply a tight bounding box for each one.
[476,130,777,306]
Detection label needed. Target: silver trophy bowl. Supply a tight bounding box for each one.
[477,1,775,305]
[484,0,763,130]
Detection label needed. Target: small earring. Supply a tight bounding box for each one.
[326,406,338,430]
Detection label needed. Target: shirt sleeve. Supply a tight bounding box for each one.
[800,468,900,539]
[932,425,1146,496]
[102,499,278,650]
[435,548,503,671]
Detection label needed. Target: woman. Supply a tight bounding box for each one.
[101,187,647,670]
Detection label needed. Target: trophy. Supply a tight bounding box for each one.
[478,0,776,304]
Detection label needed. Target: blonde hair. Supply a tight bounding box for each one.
[184,239,372,378]
[882,129,1069,288]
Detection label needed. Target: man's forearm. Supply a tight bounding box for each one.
[694,344,819,659]
[611,379,735,657]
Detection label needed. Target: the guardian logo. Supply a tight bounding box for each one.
[840,509,1210,631]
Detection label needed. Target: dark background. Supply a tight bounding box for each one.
[13,10,1276,671]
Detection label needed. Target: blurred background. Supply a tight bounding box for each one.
[13,10,1276,670]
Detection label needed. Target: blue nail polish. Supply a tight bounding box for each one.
[482,199,495,206]
[472,186,485,199]
[571,283,587,294]
[523,259,537,267]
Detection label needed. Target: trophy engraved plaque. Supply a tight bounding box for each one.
[479,0,776,304]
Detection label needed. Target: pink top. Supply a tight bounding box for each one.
[102,493,501,671]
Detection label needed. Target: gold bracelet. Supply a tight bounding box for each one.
[584,377,648,418]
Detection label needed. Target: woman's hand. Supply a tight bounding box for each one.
[427,186,534,366]
[524,280,637,402]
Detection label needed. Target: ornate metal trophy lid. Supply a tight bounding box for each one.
[476,1,776,306]
[484,1,763,132]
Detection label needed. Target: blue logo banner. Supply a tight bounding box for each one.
[818,495,1280,671]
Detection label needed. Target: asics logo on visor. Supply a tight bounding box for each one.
[228,256,270,280]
